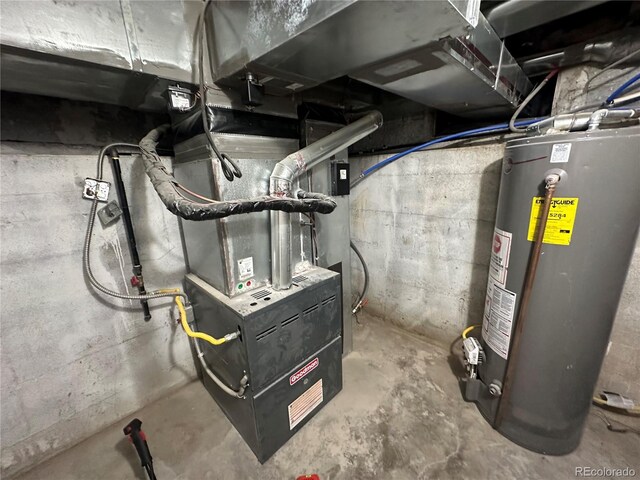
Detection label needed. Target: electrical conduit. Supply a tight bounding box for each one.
[175,297,248,398]
[85,144,246,399]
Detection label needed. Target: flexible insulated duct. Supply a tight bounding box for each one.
[138,125,337,221]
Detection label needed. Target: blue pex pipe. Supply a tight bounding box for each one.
[605,72,640,105]
[359,118,542,179]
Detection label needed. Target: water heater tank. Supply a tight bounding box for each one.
[463,126,640,454]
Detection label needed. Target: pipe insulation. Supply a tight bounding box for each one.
[139,125,337,221]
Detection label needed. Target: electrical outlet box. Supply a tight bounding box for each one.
[83,178,110,202]
[167,85,194,111]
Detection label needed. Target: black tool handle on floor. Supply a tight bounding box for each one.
[110,153,152,321]
[123,418,156,480]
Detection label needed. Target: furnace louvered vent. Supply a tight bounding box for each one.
[292,275,308,283]
[281,314,300,327]
[256,325,277,341]
[251,289,272,300]
[322,295,336,305]
[303,304,319,316]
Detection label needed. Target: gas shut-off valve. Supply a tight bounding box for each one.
[462,336,485,379]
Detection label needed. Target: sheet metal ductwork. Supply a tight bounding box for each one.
[1,0,531,116]
[0,0,200,111]
[208,0,532,117]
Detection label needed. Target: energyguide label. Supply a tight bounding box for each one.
[528,197,579,246]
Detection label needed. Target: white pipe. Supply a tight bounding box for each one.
[587,108,640,131]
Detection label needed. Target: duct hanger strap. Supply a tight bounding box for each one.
[138,125,337,221]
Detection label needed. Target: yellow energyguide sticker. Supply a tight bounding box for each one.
[527,197,579,246]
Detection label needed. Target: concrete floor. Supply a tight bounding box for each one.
[14,315,639,480]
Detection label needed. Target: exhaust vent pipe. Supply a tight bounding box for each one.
[269,111,383,290]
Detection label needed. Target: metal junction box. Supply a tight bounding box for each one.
[184,267,343,462]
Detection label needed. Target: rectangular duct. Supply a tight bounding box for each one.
[173,133,309,297]
[352,14,533,117]
[208,0,531,117]
[208,0,480,94]
[0,0,200,111]
[2,0,530,116]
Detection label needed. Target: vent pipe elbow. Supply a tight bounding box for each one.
[588,108,640,131]
[269,111,382,290]
[269,111,382,196]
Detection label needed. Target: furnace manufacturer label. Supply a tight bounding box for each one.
[237,257,254,280]
[288,379,323,430]
[489,228,512,286]
[527,197,579,246]
[290,357,319,386]
[482,279,517,360]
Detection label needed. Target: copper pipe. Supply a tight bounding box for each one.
[494,174,560,428]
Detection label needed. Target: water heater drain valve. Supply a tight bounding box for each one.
[463,336,485,379]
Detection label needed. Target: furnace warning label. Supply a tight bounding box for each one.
[482,280,517,360]
[489,228,512,286]
[527,197,579,246]
[289,379,323,430]
[237,257,254,280]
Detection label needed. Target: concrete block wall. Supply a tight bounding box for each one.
[349,139,640,404]
[0,142,196,478]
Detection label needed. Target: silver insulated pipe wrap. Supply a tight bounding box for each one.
[269,111,383,290]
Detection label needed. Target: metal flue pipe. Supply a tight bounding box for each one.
[269,111,383,290]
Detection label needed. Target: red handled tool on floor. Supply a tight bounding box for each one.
[123,418,157,480]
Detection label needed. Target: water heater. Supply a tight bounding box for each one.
[462,126,640,454]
